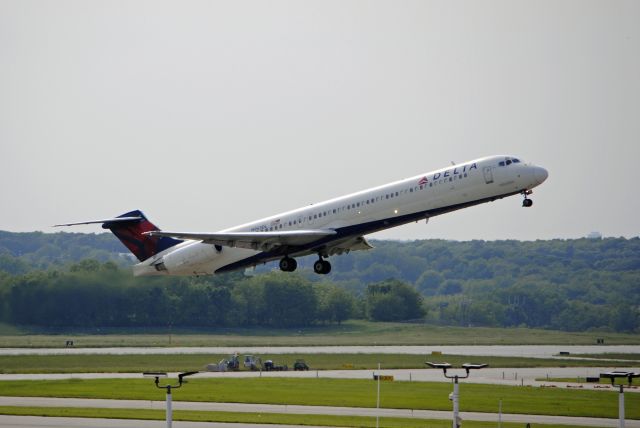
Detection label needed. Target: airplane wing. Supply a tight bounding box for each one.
[146,229,337,252]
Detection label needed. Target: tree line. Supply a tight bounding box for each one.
[0,232,638,332]
[0,260,422,328]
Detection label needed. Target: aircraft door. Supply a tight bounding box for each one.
[483,166,494,184]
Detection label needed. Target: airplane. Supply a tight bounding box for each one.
[55,155,548,276]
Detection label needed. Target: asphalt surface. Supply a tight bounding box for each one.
[0,396,637,427]
[2,367,639,392]
[0,415,328,428]
[1,344,639,357]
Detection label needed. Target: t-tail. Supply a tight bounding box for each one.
[54,210,182,262]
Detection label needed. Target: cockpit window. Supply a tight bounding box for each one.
[500,156,521,166]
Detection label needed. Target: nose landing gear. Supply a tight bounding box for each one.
[522,190,533,207]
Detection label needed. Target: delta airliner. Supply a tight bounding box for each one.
[56,155,548,276]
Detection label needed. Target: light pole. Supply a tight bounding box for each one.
[427,362,488,428]
[143,371,198,428]
[600,371,639,428]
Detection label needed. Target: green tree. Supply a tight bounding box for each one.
[366,279,425,321]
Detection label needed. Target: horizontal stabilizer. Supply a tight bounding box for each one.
[53,216,142,227]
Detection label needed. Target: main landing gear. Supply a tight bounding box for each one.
[279,256,331,274]
[313,257,331,275]
[522,190,533,207]
[279,257,297,272]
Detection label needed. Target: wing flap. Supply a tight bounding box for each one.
[325,236,374,256]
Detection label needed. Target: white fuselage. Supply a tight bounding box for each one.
[133,155,547,276]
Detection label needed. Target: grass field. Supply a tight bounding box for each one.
[0,377,637,419]
[0,353,636,374]
[0,406,609,428]
[1,320,637,347]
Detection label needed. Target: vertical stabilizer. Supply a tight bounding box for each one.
[101,210,182,262]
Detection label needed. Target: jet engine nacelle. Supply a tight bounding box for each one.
[158,242,221,275]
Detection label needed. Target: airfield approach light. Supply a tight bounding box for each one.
[143,371,198,428]
[427,362,488,428]
[143,371,168,379]
[599,371,639,428]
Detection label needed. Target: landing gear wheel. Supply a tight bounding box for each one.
[313,259,331,274]
[279,257,297,272]
[521,190,533,208]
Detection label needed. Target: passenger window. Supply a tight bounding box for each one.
[506,159,512,165]
[513,158,520,163]
[499,161,505,166]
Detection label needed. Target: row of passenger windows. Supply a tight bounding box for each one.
[259,172,471,231]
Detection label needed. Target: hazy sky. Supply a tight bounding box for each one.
[1,0,639,241]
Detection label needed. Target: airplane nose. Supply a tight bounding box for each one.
[534,166,549,185]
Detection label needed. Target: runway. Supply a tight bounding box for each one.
[1,344,638,357]
[1,367,639,391]
[0,415,329,428]
[0,396,636,427]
